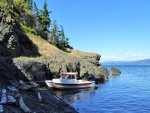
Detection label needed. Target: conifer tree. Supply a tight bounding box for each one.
[33,2,40,30]
[24,0,33,10]
[59,26,69,50]
[39,0,51,31]
[51,20,59,44]
[29,0,33,10]
[33,2,39,15]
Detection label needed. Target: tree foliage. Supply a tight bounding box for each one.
[51,20,59,45]
[1,0,73,52]
[33,2,39,16]
[58,26,73,51]
[39,0,51,31]
[25,0,33,10]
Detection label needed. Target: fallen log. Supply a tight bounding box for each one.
[20,80,39,88]
[19,96,31,113]
[7,86,18,92]
[0,89,7,104]
[10,80,19,88]
[10,80,39,91]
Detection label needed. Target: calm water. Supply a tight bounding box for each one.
[51,65,150,113]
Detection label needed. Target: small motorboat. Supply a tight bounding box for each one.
[45,72,97,89]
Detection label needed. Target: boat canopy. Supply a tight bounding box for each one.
[60,72,76,80]
[60,72,76,75]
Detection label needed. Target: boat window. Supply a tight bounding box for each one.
[72,75,75,79]
[61,75,66,79]
[67,75,72,79]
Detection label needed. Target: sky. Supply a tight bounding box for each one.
[34,0,150,62]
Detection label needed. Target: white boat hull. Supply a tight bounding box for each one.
[45,79,95,89]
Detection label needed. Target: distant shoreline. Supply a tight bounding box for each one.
[101,59,150,65]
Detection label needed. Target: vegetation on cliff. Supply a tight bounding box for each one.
[0,0,72,52]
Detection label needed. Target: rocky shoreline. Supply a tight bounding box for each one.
[0,54,109,113]
[0,76,78,113]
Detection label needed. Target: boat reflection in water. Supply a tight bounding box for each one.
[50,87,98,104]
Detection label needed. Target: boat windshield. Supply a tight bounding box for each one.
[60,74,76,79]
[67,75,76,79]
[61,75,67,79]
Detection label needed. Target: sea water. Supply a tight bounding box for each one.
[52,65,150,113]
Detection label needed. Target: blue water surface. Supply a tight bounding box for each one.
[52,65,150,113]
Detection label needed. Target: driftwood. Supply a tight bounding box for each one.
[7,95,17,104]
[19,96,31,113]
[37,92,42,102]
[0,105,3,112]
[20,80,39,87]
[10,80,39,91]
[2,89,6,94]
[15,94,21,99]
[7,86,18,92]
[0,89,7,104]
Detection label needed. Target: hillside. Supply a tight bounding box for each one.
[21,34,109,80]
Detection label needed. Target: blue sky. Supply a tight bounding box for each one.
[34,0,150,61]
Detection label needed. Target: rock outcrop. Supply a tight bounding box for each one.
[13,51,109,82]
[0,57,27,81]
[70,50,101,66]
[0,8,39,57]
[111,67,121,75]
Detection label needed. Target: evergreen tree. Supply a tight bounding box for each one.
[24,0,33,10]
[51,20,59,44]
[39,0,51,31]
[33,2,40,30]
[33,2,39,15]
[29,0,33,10]
[59,26,69,50]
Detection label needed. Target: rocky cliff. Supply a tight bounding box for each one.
[0,6,109,83]
[12,37,110,82]
[0,8,39,57]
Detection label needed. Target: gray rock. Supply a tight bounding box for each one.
[0,9,39,57]
[13,58,47,81]
[111,67,121,75]
[0,57,27,81]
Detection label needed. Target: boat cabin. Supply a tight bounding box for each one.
[60,72,77,80]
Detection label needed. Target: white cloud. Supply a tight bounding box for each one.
[101,52,150,62]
